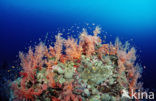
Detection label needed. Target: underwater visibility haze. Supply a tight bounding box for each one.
[0,0,156,101]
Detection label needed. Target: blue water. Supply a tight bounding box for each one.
[0,0,156,99]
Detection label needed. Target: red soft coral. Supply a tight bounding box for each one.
[59,82,81,101]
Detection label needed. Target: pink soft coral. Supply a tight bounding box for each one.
[19,43,46,78]
[12,43,48,100]
[116,41,141,97]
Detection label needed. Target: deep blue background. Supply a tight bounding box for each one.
[0,0,156,91]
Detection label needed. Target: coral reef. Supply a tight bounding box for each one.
[10,26,142,101]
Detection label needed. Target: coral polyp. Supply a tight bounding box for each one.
[10,26,142,101]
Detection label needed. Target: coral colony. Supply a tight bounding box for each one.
[10,26,149,101]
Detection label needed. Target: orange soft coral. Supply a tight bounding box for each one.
[64,38,82,60]
[44,33,64,65]
[54,33,64,62]
[79,27,101,57]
